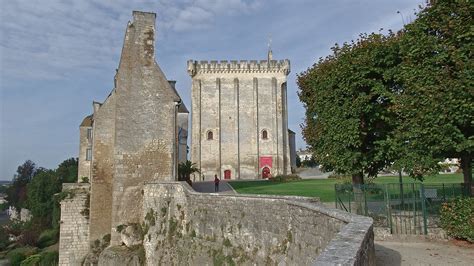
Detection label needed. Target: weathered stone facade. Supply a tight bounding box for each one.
[63,11,189,264]
[78,115,92,181]
[188,53,296,180]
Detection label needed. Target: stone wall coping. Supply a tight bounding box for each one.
[62,183,90,190]
[144,181,374,265]
[145,181,319,202]
[187,59,290,76]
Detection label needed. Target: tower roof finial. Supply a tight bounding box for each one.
[267,34,273,61]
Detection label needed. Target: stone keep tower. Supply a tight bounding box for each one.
[188,52,292,180]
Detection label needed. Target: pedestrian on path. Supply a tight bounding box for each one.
[214,174,220,192]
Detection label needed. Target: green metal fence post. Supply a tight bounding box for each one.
[442,183,445,202]
[420,184,428,235]
[385,184,393,233]
[412,183,417,234]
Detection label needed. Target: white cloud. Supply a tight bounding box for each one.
[0,0,263,83]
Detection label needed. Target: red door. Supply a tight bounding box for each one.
[224,170,231,180]
[262,167,271,179]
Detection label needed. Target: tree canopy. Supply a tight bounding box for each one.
[298,1,473,186]
[392,0,473,184]
[298,33,400,184]
[6,158,79,227]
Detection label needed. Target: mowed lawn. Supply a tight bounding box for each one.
[229,174,463,202]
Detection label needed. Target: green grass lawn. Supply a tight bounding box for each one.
[229,173,463,202]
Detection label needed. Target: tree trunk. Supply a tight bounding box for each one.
[460,154,472,196]
[352,171,365,215]
[352,172,364,185]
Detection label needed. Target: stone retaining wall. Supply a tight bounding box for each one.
[140,182,374,265]
[58,183,90,266]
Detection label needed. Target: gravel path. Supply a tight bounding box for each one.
[375,239,474,265]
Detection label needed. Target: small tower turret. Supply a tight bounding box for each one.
[267,35,273,61]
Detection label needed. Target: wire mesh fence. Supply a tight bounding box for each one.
[335,182,469,235]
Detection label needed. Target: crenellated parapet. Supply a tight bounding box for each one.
[187,59,290,77]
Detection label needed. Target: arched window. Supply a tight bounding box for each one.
[207,131,213,140]
[262,130,268,140]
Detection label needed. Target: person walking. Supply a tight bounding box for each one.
[214,174,220,192]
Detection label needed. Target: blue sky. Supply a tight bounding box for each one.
[0,0,423,180]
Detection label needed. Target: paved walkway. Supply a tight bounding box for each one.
[375,239,474,265]
[191,181,236,195]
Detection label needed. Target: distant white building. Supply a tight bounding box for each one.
[297,149,312,161]
[439,158,460,173]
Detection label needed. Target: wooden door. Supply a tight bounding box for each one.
[224,170,231,180]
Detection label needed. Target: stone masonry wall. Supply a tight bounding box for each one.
[89,92,116,243]
[58,183,90,266]
[140,182,375,265]
[110,11,180,245]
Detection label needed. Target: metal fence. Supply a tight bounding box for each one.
[335,182,469,235]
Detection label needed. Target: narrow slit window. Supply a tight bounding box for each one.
[87,128,93,140]
[86,148,92,161]
[207,131,213,140]
[262,130,268,140]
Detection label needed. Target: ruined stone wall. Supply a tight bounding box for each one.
[139,182,374,265]
[188,60,292,180]
[110,11,180,244]
[58,183,90,266]
[89,93,116,243]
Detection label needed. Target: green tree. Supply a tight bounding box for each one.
[298,33,401,185]
[393,1,473,188]
[296,155,302,168]
[26,169,61,226]
[56,157,78,183]
[178,160,200,182]
[7,160,37,208]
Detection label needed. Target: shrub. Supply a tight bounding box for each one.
[18,229,40,246]
[7,251,26,266]
[39,251,58,265]
[269,175,301,182]
[37,229,59,248]
[19,254,40,266]
[440,197,474,243]
[0,226,10,250]
[7,247,37,266]
[0,202,8,211]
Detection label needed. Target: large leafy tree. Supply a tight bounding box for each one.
[26,169,61,226]
[56,157,79,183]
[393,1,473,187]
[298,33,401,184]
[7,160,37,208]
